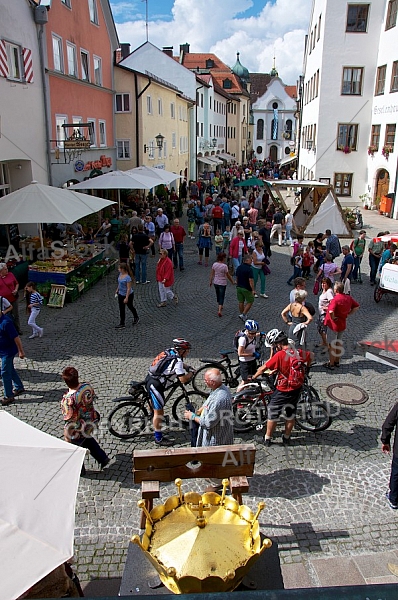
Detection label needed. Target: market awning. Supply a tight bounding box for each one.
[217,152,236,162]
[207,156,223,165]
[197,156,215,166]
[279,154,297,167]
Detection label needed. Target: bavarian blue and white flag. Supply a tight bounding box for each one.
[272,108,278,140]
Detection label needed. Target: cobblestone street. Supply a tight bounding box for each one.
[4,210,398,591]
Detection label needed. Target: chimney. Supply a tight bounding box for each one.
[179,43,190,55]
[120,43,131,59]
[162,46,173,57]
[114,49,122,64]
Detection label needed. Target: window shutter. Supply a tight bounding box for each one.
[0,40,9,78]
[23,47,33,83]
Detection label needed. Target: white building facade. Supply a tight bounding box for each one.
[368,1,398,217]
[300,0,388,208]
[252,76,297,164]
[0,0,48,195]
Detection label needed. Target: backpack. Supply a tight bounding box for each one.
[148,349,178,377]
[350,239,355,252]
[282,350,306,389]
[233,330,251,350]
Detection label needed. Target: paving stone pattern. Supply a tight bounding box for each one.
[4,210,398,589]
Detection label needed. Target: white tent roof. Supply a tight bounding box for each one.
[303,191,351,236]
[0,412,85,600]
[198,157,214,166]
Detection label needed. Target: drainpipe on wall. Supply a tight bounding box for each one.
[195,85,203,181]
[134,72,151,167]
[37,24,52,185]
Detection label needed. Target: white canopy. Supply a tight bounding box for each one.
[127,166,183,186]
[0,181,115,225]
[198,156,214,166]
[299,191,352,236]
[70,169,158,191]
[217,152,236,162]
[0,411,85,600]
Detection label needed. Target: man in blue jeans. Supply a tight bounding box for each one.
[131,224,153,284]
[0,312,25,405]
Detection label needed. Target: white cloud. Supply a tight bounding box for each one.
[114,0,312,83]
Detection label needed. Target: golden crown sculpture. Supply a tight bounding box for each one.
[132,478,272,594]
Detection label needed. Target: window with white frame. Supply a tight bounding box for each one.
[147,140,154,159]
[55,115,67,148]
[88,0,99,24]
[99,120,106,146]
[72,116,82,137]
[158,98,163,115]
[87,119,96,146]
[172,132,176,148]
[115,93,130,112]
[147,95,152,114]
[170,102,175,118]
[80,50,89,81]
[93,56,102,86]
[117,139,130,159]
[342,67,363,95]
[66,42,77,77]
[5,42,23,81]
[52,35,64,73]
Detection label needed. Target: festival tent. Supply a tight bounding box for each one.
[264,180,352,237]
[294,188,352,238]
[127,166,183,186]
[0,411,85,600]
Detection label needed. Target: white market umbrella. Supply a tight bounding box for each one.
[0,181,116,252]
[0,411,86,600]
[128,166,183,186]
[71,169,160,213]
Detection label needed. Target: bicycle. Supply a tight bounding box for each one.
[107,375,206,439]
[232,369,332,433]
[191,333,267,395]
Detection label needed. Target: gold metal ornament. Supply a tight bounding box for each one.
[131,479,271,594]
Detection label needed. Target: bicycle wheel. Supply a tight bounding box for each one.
[232,397,265,432]
[171,390,207,425]
[374,284,383,303]
[107,400,149,439]
[295,386,332,432]
[191,364,231,394]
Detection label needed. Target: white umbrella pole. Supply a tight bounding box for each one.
[38,224,45,258]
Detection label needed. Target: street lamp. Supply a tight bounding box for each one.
[212,137,217,148]
[144,133,165,154]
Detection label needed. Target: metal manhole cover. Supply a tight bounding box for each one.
[326,383,369,405]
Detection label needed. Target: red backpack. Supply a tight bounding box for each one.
[282,349,306,389]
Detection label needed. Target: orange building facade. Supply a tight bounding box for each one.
[44,0,118,187]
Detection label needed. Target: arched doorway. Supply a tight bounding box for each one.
[269,145,278,162]
[375,169,390,205]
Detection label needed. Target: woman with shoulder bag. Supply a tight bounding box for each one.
[197,219,213,266]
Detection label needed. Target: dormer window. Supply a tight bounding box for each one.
[223,78,232,89]
[206,58,214,69]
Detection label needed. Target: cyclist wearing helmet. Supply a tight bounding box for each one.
[146,338,193,445]
[252,331,313,446]
[237,319,261,389]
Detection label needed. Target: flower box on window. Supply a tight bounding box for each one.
[382,145,393,159]
[337,145,352,154]
[368,145,377,157]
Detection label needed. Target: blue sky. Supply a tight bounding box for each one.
[110,0,312,83]
[110,0,272,23]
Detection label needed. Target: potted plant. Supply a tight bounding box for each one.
[368,145,377,157]
[359,193,371,210]
[382,145,393,159]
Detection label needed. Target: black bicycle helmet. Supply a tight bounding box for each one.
[172,338,192,351]
[273,331,289,345]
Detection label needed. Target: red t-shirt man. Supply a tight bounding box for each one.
[170,223,186,244]
[265,347,312,393]
[324,292,360,332]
